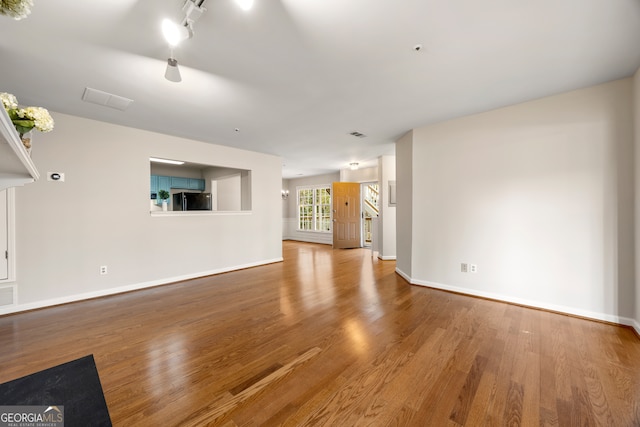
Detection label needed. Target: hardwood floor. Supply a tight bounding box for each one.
[1,241,639,426]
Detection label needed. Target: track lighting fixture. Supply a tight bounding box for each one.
[162,0,253,82]
[162,0,206,82]
[235,0,254,11]
[162,19,190,47]
[165,57,182,83]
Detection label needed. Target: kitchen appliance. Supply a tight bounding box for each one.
[173,192,212,211]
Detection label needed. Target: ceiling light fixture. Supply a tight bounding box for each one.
[183,0,206,24]
[235,0,254,11]
[161,0,207,82]
[162,19,190,46]
[161,0,252,82]
[165,57,182,82]
[150,157,185,165]
[350,162,359,170]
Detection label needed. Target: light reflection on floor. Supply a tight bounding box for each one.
[146,334,187,398]
[295,246,336,311]
[344,317,369,356]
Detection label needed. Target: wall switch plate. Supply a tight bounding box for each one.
[100,265,108,275]
[470,264,477,273]
[461,263,468,273]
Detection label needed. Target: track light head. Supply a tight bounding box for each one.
[165,58,182,82]
[235,0,254,11]
[162,18,191,46]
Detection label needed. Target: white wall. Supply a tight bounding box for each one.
[202,166,251,211]
[216,174,242,211]
[634,68,640,333]
[340,166,378,183]
[398,79,636,326]
[396,131,413,277]
[150,164,203,179]
[283,172,339,244]
[8,112,282,313]
[377,155,396,260]
[281,179,290,221]
[241,171,251,211]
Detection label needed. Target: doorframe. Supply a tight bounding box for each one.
[0,188,16,284]
[360,181,378,248]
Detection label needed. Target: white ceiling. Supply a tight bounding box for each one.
[1,0,639,178]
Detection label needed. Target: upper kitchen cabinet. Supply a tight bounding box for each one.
[188,178,205,191]
[170,176,189,189]
[0,107,39,191]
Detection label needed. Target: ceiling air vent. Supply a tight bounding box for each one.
[349,131,367,138]
[82,87,133,111]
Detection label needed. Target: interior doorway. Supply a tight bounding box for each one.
[361,182,379,248]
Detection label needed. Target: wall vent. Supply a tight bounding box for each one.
[349,131,367,138]
[82,87,134,111]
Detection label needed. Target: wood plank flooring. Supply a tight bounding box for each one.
[1,241,639,426]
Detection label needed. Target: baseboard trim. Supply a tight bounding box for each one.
[0,257,284,317]
[378,255,396,261]
[631,319,640,338]
[395,267,411,283]
[284,237,332,245]
[396,271,640,336]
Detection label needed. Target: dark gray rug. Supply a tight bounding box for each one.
[0,354,112,426]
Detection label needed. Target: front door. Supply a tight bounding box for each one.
[332,182,360,249]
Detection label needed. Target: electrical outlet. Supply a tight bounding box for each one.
[100,265,108,275]
[470,264,477,273]
[461,263,468,273]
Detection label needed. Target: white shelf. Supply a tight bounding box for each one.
[0,107,39,191]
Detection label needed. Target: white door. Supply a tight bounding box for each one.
[0,190,8,280]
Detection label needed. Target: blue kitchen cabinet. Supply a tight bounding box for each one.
[171,176,190,189]
[150,175,158,198]
[151,175,205,204]
[188,178,205,191]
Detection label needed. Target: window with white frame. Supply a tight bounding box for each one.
[298,185,331,232]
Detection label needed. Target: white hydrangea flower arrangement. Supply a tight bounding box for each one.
[0,0,33,20]
[0,92,18,110]
[1,92,54,136]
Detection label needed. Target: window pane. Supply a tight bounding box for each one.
[298,186,332,232]
[314,186,331,232]
[298,188,314,230]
